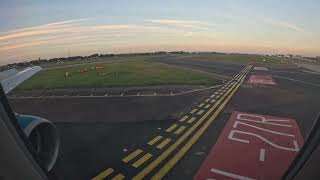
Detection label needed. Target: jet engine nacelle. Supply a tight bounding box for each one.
[15,114,59,171]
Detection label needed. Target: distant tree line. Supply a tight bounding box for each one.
[0,51,225,71]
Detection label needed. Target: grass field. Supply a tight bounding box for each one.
[191,53,287,64]
[17,60,219,90]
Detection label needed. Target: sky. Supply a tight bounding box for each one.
[0,0,319,65]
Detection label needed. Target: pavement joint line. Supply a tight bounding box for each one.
[190,109,198,114]
[151,66,251,179]
[111,173,125,180]
[187,117,197,124]
[156,138,171,149]
[132,153,153,168]
[122,149,143,163]
[131,66,250,180]
[91,168,114,180]
[147,136,163,146]
[179,116,189,122]
[174,126,186,135]
[166,124,178,132]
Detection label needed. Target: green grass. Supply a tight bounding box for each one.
[17,60,219,90]
[191,53,287,64]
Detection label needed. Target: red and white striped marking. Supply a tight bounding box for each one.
[248,75,276,85]
[254,67,269,71]
[194,111,303,180]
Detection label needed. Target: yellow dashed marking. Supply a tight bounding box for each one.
[132,153,153,168]
[197,110,205,115]
[111,173,125,180]
[204,104,210,109]
[130,66,250,180]
[190,109,198,114]
[157,138,171,149]
[122,149,143,163]
[174,126,186,135]
[149,68,248,179]
[166,124,178,132]
[147,136,162,146]
[179,116,189,122]
[187,117,196,124]
[91,168,114,180]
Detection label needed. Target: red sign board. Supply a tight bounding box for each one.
[194,111,304,180]
[248,75,276,85]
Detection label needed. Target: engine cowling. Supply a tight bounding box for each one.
[15,114,59,171]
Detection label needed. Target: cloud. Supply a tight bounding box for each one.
[0,20,194,52]
[146,19,211,30]
[263,18,304,32]
[0,18,215,61]
[0,18,89,41]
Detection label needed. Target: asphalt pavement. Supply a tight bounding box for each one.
[8,57,320,180]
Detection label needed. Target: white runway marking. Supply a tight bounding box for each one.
[9,85,222,99]
[259,148,265,162]
[210,168,256,180]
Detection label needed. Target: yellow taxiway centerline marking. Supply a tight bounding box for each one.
[174,126,186,135]
[197,110,205,115]
[187,117,196,124]
[132,153,153,168]
[147,136,163,146]
[111,173,125,180]
[122,149,143,163]
[190,108,198,114]
[156,138,171,149]
[179,115,189,122]
[151,68,249,179]
[166,124,177,132]
[132,72,247,180]
[91,66,252,180]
